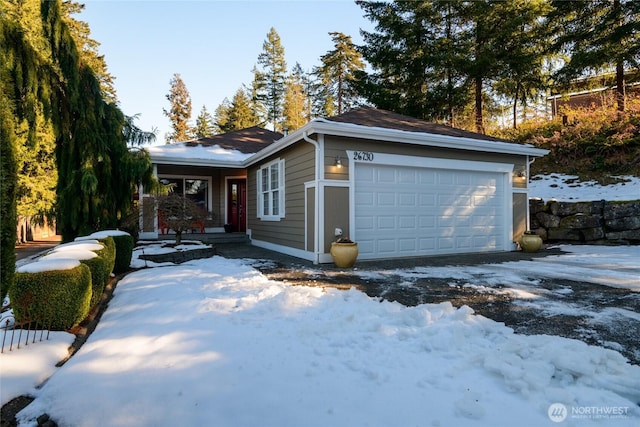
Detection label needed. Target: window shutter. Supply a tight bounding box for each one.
[278,159,285,217]
[256,168,262,218]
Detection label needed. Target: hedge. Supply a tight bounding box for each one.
[10,262,92,330]
[77,230,133,274]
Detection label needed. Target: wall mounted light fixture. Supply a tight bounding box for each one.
[334,156,343,168]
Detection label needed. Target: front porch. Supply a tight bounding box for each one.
[154,231,250,245]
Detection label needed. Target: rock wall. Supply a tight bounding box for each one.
[530,199,640,244]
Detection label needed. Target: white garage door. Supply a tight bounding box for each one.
[354,163,507,259]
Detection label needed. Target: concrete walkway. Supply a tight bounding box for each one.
[15,237,61,262]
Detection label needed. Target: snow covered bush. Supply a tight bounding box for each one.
[77,231,134,274]
[10,260,92,330]
[110,233,134,274]
[81,236,116,275]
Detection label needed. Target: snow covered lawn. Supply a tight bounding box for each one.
[5,248,640,427]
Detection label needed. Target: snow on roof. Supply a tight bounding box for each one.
[16,258,81,273]
[147,143,252,163]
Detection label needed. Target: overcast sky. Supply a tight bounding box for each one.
[80,0,373,143]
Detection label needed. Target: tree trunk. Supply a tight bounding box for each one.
[616,61,625,113]
[475,76,484,134]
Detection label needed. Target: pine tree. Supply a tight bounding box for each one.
[163,73,193,142]
[491,0,552,128]
[256,27,287,131]
[227,88,260,131]
[357,0,472,125]
[283,63,309,131]
[194,105,215,138]
[549,0,640,112]
[317,32,365,115]
[213,97,231,134]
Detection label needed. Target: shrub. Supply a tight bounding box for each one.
[77,231,134,274]
[80,236,116,275]
[80,256,109,308]
[10,261,92,330]
[110,233,134,274]
[42,246,109,309]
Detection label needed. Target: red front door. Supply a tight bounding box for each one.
[227,179,246,232]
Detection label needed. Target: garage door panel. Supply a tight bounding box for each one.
[378,193,396,207]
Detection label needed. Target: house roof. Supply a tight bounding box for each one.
[247,107,549,164]
[148,126,282,167]
[189,126,283,154]
[323,107,509,143]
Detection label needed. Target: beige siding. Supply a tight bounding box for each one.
[248,143,315,249]
[512,192,528,239]
[323,135,526,186]
[324,187,349,253]
[306,187,315,252]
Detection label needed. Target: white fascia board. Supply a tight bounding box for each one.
[151,156,246,168]
[310,119,549,157]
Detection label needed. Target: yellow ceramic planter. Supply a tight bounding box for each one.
[519,234,543,253]
[330,242,358,268]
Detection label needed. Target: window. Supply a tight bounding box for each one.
[158,176,210,213]
[257,159,285,220]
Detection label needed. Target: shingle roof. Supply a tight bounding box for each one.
[186,126,282,154]
[323,106,509,143]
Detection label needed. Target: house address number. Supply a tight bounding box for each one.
[353,151,374,161]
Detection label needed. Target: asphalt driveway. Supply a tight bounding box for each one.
[216,243,640,365]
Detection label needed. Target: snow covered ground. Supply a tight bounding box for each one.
[3,244,639,427]
[528,174,640,202]
[2,174,639,426]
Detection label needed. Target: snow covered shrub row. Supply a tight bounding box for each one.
[8,230,133,331]
[42,241,111,309]
[76,230,133,275]
[10,260,92,330]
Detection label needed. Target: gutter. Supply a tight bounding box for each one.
[302,131,322,264]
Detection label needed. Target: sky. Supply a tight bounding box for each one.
[79,0,373,144]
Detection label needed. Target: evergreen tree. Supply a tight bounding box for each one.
[492,0,552,128]
[0,20,18,297]
[357,0,551,133]
[357,1,472,125]
[2,0,155,242]
[213,97,231,134]
[549,0,640,112]
[163,73,193,142]
[256,27,287,131]
[317,32,365,115]
[194,105,215,138]
[61,1,117,102]
[227,87,260,131]
[283,63,309,131]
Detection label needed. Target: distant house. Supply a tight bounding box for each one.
[547,70,640,117]
[142,107,548,263]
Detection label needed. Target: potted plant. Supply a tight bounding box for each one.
[330,237,358,268]
[519,230,543,253]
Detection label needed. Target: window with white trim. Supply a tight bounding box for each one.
[257,159,285,220]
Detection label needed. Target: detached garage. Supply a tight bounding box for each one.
[247,107,548,264]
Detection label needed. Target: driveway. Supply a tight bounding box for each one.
[216,243,640,365]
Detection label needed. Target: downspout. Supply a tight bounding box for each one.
[303,131,321,264]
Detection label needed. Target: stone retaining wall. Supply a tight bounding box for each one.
[529,199,640,243]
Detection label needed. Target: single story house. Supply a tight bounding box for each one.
[142,107,548,263]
